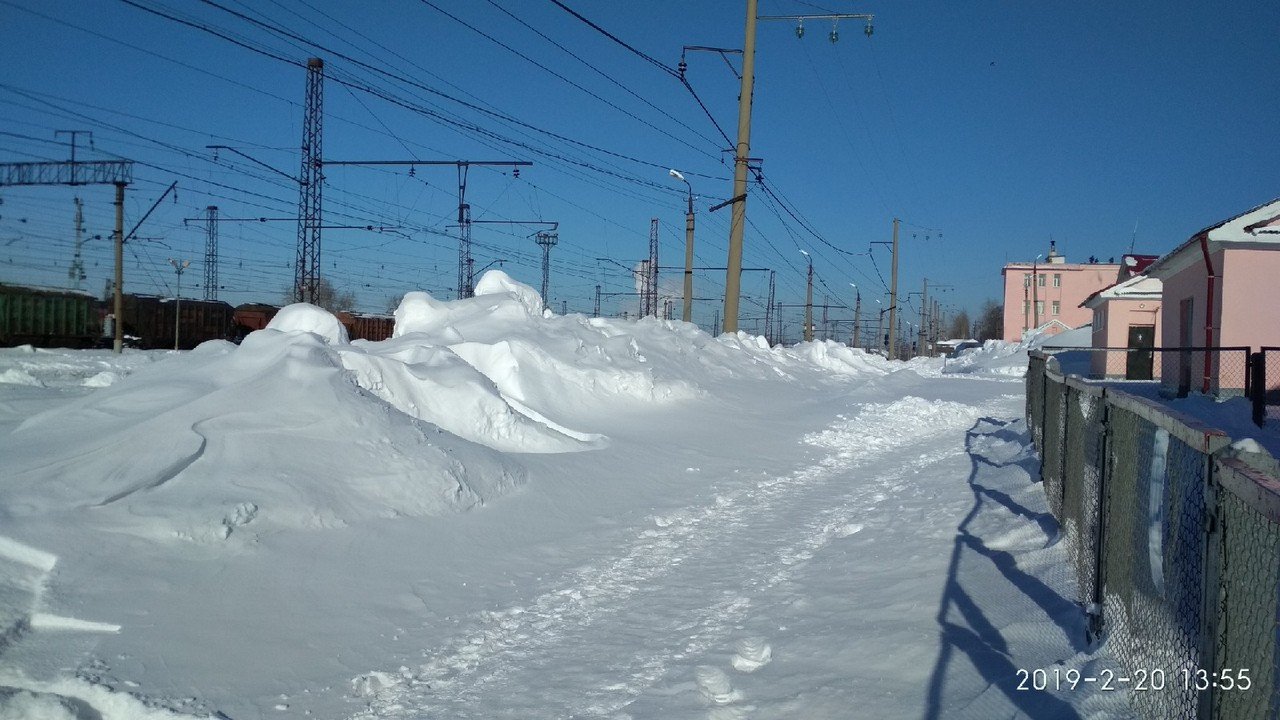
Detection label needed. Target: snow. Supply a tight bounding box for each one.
[0,273,1138,719]
[267,302,350,344]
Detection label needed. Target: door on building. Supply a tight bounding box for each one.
[1126,325,1155,380]
[1178,297,1194,396]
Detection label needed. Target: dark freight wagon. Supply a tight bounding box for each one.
[119,295,235,349]
[0,284,101,348]
[343,312,395,342]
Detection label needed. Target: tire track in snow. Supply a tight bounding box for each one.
[349,396,999,719]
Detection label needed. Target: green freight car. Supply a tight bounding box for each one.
[0,284,101,348]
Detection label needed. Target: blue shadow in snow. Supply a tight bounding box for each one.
[921,416,1086,720]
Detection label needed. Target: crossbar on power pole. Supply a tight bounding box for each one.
[0,157,135,352]
[323,159,532,299]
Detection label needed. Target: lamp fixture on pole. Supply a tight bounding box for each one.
[669,169,696,324]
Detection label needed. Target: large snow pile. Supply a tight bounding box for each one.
[0,271,894,545]
[942,324,1092,379]
[0,272,1100,720]
[941,339,1031,377]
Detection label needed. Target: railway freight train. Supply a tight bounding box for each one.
[0,283,395,350]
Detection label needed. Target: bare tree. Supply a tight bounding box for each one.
[975,300,1003,341]
[284,277,357,313]
[948,310,972,340]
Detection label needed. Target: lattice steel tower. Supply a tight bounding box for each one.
[203,205,218,300]
[643,218,659,317]
[295,57,324,303]
[535,231,558,304]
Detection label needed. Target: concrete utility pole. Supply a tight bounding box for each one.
[593,284,601,317]
[1023,274,1031,333]
[722,0,759,335]
[876,302,886,354]
[1032,253,1042,329]
[801,249,813,342]
[669,169,696,323]
[888,218,900,359]
[764,270,776,345]
[169,258,190,350]
[852,284,861,348]
[919,278,929,358]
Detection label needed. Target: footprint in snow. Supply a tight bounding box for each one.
[695,665,742,705]
[730,636,772,672]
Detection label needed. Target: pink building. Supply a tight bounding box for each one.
[1146,197,1280,395]
[1000,243,1120,342]
[1080,274,1163,379]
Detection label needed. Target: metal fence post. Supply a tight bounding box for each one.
[1087,387,1111,643]
[1251,351,1266,427]
[1198,449,1223,719]
[1058,381,1070,513]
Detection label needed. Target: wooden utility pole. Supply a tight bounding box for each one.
[887,218,900,359]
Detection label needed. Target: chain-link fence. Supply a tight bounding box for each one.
[1027,351,1279,720]
[1039,346,1251,398]
[1212,457,1280,720]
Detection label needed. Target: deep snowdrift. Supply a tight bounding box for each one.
[1,271,941,720]
[0,272,894,545]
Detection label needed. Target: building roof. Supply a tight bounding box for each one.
[1001,260,1120,274]
[1079,274,1163,309]
[1147,197,1280,279]
[1120,254,1159,276]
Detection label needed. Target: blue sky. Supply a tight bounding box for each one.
[1,0,1277,339]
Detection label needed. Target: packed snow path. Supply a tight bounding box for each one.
[351,392,1125,719]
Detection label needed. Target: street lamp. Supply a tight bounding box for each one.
[168,258,190,351]
[800,249,814,342]
[669,169,696,324]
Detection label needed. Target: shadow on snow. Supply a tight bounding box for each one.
[921,416,1086,720]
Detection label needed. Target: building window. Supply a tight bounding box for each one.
[1053,273,1061,287]
[1036,301,1044,316]
[1094,309,1104,331]
[1037,274,1046,287]
[1052,301,1060,315]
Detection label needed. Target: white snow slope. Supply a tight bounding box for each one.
[0,272,1132,719]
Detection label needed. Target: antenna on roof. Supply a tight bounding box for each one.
[1129,219,1138,253]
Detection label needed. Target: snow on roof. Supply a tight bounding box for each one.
[1079,274,1163,308]
[1148,196,1280,278]
[1121,254,1158,275]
